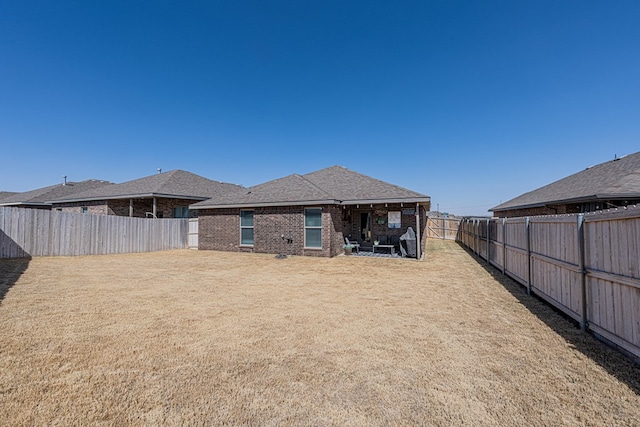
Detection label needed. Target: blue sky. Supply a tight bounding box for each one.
[1,1,639,216]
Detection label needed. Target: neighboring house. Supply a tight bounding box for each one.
[491,151,640,218]
[0,179,112,209]
[50,170,243,218]
[191,166,431,258]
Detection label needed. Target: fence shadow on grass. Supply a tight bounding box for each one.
[0,229,32,304]
[0,256,31,304]
[457,242,640,396]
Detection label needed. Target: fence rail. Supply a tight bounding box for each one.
[0,207,188,258]
[458,208,640,361]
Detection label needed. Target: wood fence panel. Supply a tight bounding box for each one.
[504,218,528,285]
[584,212,640,358]
[529,217,582,320]
[488,219,503,269]
[0,207,188,258]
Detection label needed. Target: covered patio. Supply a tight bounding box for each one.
[341,202,427,259]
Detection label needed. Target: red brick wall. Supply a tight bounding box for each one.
[54,198,199,218]
[197,203,428,257]
[198,205,340,257]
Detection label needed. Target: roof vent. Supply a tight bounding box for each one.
[63,175,67,186]
[157,168,162,174]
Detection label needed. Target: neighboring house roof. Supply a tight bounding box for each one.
[0,191,18,201]
[191,165,430,209]
[491,151,640,212]
[49,170,243,203]
[0,180,112,207]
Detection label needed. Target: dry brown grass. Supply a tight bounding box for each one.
[1,239,639,426]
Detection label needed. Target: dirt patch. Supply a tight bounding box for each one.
[1,240,638,425]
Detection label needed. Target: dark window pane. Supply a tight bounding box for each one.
[305,208,322,227]
[241,228,254,245]
[240,210,254,227]
[305,228,322,248]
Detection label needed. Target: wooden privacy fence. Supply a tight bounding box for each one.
[458,208,640,361]
[426,216,461,240]
[0,207,188,258]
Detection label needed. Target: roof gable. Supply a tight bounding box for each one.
[491,151,640,212]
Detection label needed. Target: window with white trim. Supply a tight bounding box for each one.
[240,210,254,246]
[304,208,322,248]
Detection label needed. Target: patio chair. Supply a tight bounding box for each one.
[344,237,360,253]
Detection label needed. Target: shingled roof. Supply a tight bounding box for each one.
[191,166,429,209]
[49,170,243,203]
[491,151,640,212]
[0,191,18,202]
[0,180,112,207]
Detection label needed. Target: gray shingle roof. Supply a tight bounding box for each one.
[191,166,430,209]
[0,191,18,202]
[49,170,243,203]
[0,180,112,207]
[491,151,640,212]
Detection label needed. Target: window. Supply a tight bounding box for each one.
[304,208,322,248]
[173,206,190,218]
[240,210,254,246]
[81,207,88,214]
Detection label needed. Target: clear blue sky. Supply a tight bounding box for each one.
[1,1,639,216]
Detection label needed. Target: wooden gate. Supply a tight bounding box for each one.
[426,216,461,240]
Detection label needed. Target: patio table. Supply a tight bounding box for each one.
[373,244,395,255]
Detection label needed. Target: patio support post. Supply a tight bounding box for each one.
[129,199,133,217]
[153,197,157,218]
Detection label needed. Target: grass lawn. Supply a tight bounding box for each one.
[1,239,639,426]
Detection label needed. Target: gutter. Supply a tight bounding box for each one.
[191,197,431,210]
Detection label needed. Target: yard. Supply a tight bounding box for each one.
[1,240,639,426]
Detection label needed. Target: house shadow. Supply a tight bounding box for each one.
[456,242,640,395]
[0,229,31,304]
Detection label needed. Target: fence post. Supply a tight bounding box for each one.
[577,214,587,331]
[502,217,506,275]
[442,217,445,240]
[474,219,479,254]
[526,217,532,295]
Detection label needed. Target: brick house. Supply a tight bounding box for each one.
[491,151,640,218]
[0,179,112,209]
[50,170,243,218]
[191,166,431,258]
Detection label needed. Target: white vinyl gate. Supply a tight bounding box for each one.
[188,218,198,249]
